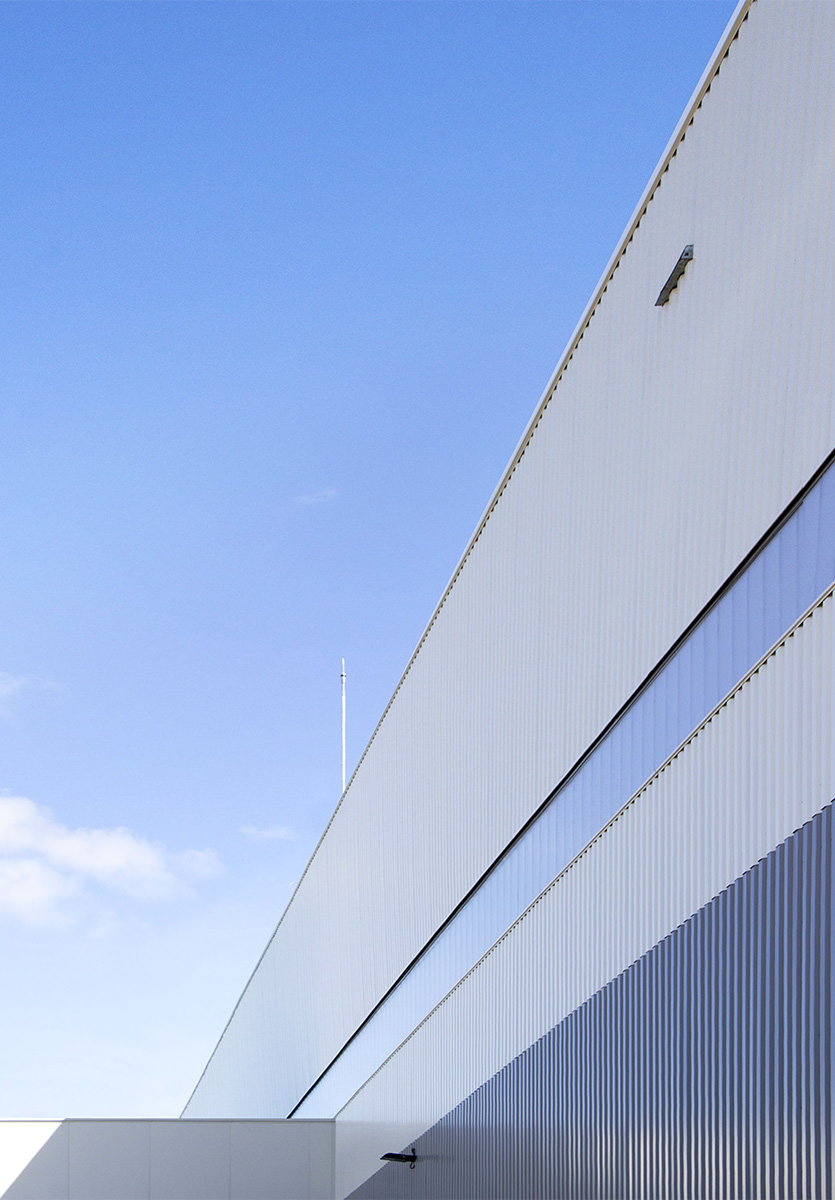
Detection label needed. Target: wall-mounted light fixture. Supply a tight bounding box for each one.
[655,244,694,306]
[381,1149,417,1170]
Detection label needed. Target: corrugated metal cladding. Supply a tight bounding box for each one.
[334,591,835,1197]
[299,456,835,1121]
[351,803,834,1200]
[186,0,835,1122]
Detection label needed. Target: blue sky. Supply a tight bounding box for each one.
[0,1,736,1117]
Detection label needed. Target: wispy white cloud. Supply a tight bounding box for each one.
[0,796,224,926]
[293,486,337,507]
[240,824,296,842]
[0,673,27,708]
[0,672,60,720]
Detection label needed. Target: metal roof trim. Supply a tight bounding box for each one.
[338,0,755,816]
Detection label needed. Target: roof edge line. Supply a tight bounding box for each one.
[336,0,755,807]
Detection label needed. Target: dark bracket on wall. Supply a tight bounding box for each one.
[655,244,694,306]
[381,1149,417,1170]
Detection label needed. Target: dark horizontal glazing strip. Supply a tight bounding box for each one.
[294,453,835,1118]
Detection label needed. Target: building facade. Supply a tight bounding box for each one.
[183,1,835,1195]
[4,1,833,1196]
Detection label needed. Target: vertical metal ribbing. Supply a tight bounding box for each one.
[804,818,815,1199]
[728,872,739,1200]
[809,814,823,1200]
[808,814,821,1200]
[707,893,717,1200]
[669,930,680,1200]
[603,980,613,1200]
[786,828,798,1200]
[769,844,781,1200]
[606,973,617,1200]
[705,892,719,1200]
[628,960,637,1200]
[755,851,767,1199]
[351,801,834,1200]
[647,936,656,1199]
[694,899,706,1198]
[799,821,811,1200]
[727,882,738,1199]
[611,975,620,1200]
[746,847,758,1200]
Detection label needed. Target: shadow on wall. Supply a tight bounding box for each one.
[0,1123,65,1199]
[351,804,835,1199]
[0,1118,335,1200]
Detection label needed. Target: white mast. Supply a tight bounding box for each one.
[341,659,346,794]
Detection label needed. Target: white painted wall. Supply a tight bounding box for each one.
[186,0,835,1124]
[0,1120,334,1200]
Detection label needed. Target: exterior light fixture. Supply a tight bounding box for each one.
[381,1149,417,1170]
[655,244,694,305]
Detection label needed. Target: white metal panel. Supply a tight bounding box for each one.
[186,0,835,1119]
[68,1122,149,1200]
[0,1121,335,1200]
[229,1122,335,1200]
[335,587,835,1199]
[149,1122,230,1200]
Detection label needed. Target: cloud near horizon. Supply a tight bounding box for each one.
[0,796,223,926]
[240,824,296,842]
[293,486,337,506]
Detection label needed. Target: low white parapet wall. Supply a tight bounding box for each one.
[0,1119,334,1200]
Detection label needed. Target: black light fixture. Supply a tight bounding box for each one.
[381,1148,417,1170]
[655,244,694,306]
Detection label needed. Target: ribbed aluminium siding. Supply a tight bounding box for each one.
[352,804,834,1200]
[334,589,835,1197]
[295,452,835,1120]
[186,0,835,1121]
